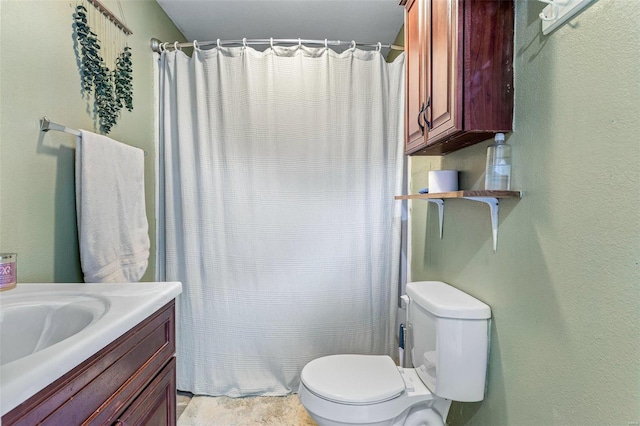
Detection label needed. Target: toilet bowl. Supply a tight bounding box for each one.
[298,354,450,426]
[298,281,491,426]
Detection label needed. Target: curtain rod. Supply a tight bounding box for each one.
[149,38,404,53]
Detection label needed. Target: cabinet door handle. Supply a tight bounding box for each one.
[417,102,425,135]
[423,96,432,130]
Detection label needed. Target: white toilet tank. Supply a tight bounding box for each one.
[406,281,491,403]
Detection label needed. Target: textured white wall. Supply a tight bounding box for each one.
[410,1,640,424]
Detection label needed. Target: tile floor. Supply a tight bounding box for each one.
[177,391,193,420]
[176,392,316,425]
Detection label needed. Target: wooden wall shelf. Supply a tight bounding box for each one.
[395,190,522,251]
[395,190,522,200]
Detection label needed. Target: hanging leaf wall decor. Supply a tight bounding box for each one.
[115,47,133,112]
[74,5,133,134]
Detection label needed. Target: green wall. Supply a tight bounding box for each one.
[387,25,405,63]
[0,1,184,282]
[409,1,640,424]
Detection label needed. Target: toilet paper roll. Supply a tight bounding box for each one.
[428,170,458,193]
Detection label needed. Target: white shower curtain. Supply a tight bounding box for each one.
[158,44,405,396]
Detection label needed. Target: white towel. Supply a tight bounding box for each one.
[76,130,150,283]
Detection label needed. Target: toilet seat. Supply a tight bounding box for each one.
[300,354,405,405]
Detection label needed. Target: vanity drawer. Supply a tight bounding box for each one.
[115,357,177,426]
[3,301,175,426]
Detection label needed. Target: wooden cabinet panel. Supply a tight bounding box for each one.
[463,0,515,132]
[405,0,426,153]
[2,302,176,426]
[404,0,514,155]
[115,358,176,426]
[427,0,461,140]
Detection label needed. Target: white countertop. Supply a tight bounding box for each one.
[0,282,182,416]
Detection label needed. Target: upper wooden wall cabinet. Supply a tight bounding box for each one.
[403,0,514,155]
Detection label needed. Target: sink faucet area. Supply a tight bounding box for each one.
[0,282,182,417]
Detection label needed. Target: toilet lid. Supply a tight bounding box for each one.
[300,354,405,405]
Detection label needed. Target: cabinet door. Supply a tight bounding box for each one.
[115,358,177,426]
[425,0,462,142]
[404,0,427,153]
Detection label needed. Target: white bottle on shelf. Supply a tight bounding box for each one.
[484,133,511,190]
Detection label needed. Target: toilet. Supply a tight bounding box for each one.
[298,281,491,426]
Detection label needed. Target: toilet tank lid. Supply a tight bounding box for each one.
[406,281,491,319]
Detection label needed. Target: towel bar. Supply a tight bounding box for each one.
[39,116,147,156]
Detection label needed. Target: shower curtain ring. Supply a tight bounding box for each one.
[242,38,247,48]
[350,40,356,51]
[161,42,168,52]
[324,38,328,48]
[217,38,221,48]
[270,37,274,48]
[298,38,302,47]
[174,41,182,51]
[193,40,200,50]
[376,42,382,52]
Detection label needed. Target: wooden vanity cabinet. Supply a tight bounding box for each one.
[404,0,514,155]
[2,301,177,426]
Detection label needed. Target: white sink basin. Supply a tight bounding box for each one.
[0,282,182,417]
[0,293,109,366]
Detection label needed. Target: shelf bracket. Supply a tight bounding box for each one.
[427,199,444,239]
[464,197,499,252]
[539,0,597,35]
[396,190,521,253]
